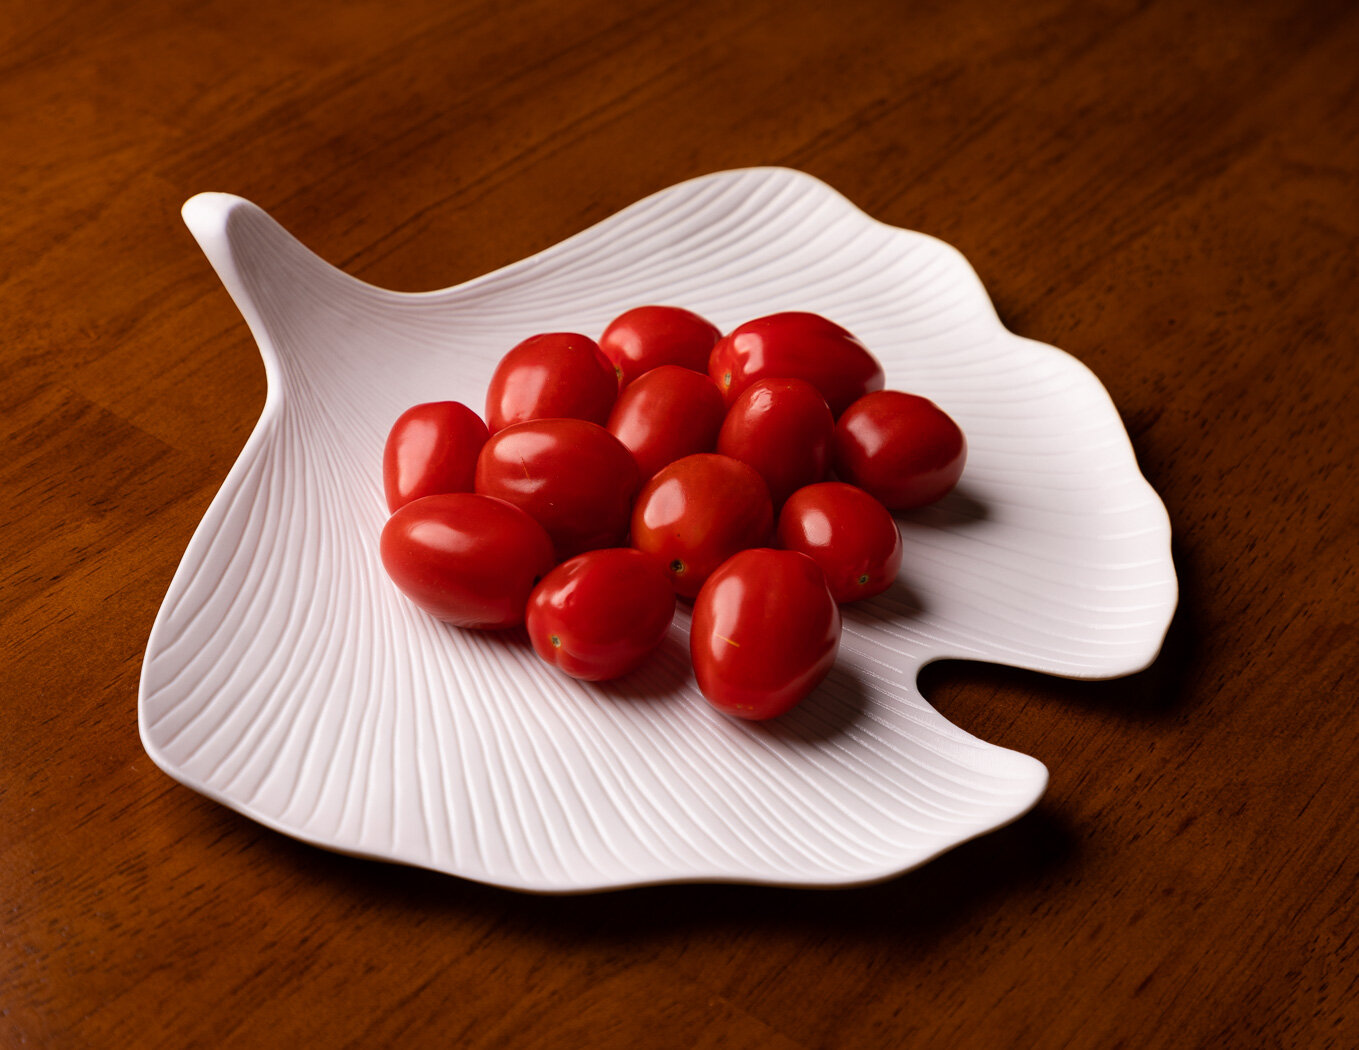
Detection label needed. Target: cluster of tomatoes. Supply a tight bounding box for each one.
[379,306,966,720]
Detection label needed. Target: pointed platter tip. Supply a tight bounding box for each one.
[181,191,253,242]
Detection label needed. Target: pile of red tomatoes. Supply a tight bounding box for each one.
[379,307,966,720]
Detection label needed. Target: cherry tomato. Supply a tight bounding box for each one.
[382,401,489,512]
[716,377,834,506]
[598,305,722,388]
[526,548,676,681]
[833,390,967,510]
[776,482,903,602]
[475,418,640,559]
[707,312,885,416]
[607,365,726,479]
[484,332,618,433]
[380,492,556,628]
[690,548,841,720]
[629,453,772,599]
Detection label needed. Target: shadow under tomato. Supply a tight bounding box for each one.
[893,482,990,530]
[588,576,925,741]
[843,573,927,625]
[589,629,695,705]
[740,654,870,744]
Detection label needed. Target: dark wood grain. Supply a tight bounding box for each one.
[3,0,1355,1046]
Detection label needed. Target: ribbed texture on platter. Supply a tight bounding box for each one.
[139,168,1176,892]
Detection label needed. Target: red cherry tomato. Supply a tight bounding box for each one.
[598,305,722,388]
[475,418,640,560]
[607,365,726,479]
[382,401,489,512]
[716,377,834,506]
[707,312,885,416]
[690,548,841,720]
[380,493,556,628]
[630,453,773,598]
[776,482,903,602]
[484,332,617,433]
[526,548,676,681]
[833,390,967,510]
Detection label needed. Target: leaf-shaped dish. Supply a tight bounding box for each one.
[139,167,1176,893]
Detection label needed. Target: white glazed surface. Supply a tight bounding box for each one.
[139,168,1177,893]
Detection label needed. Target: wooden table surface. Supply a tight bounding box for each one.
[3,0,1355,1046]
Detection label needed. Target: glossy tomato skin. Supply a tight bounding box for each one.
[707,312,885,416]
[776,482,903,602]
[690,548,841,720]
[629,453,773,598]
[475,418,640,560]
[526,548,676,681]
[716,377,834,506]
[380,492,556,628]
[484,332,618,432]
[382,401,490,512]
[598,305,722,388]
[607,365,726,479]
[833,390,967,510]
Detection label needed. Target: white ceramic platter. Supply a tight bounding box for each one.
[139,167,1176,893]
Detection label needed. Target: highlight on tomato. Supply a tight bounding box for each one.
[526,548,676,681]
[606,364,726,480]
[833,390,967,510]
[689,547,842,720]
[474,417,640,560]
[598,305,722,388]
[716,377,834,507]
[629,453,773,599]
[382,400,489,512]
[380,492,556,629]
[484,332,618,432]
[776,482,903,603]
[707,311,885,416]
